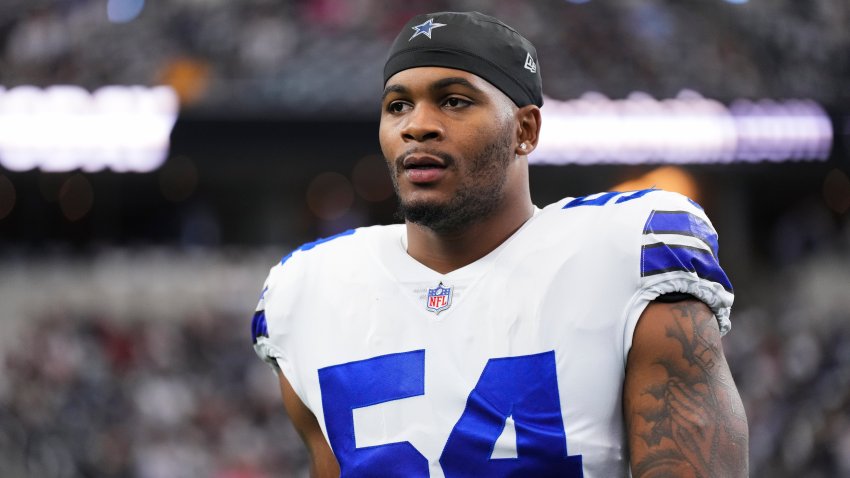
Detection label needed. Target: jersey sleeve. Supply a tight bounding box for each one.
[249,229,361,406]
[251,268,285,372]
[631,191,734,335]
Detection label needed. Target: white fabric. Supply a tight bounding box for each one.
[253,189,733,477]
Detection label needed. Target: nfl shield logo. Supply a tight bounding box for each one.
[426,282,453,315]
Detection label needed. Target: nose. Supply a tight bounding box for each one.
[400,104,444,143]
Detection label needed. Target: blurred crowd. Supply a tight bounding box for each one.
[728,253,850,476]
[0,248,310,478]
[0,311,309,478]
[2,0,848,116]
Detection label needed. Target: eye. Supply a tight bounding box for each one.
[387,101,411,113]
[443,97,471,109]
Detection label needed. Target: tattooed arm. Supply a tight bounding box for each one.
[625,299,748,477]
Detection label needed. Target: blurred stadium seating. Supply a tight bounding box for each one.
[1,1,849,477]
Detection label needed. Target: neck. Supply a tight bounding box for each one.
[405,184,534,274]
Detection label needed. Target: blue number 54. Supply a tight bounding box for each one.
[318,350,583,477]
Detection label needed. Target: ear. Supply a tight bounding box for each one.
[514,105,542,156]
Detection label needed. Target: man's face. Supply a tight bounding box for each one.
[379,67,519,233]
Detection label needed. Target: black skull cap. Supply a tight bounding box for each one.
[384,11,543,107]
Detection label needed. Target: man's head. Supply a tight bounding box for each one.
[379,12,543,234]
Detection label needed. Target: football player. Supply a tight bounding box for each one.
[252,11,748,477]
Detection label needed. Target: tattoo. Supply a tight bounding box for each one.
[629,302,748,477]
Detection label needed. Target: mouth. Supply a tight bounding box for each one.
[401,153,449,184]
[403,154,447,169]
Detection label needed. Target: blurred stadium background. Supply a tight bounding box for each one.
[1,1,849,477]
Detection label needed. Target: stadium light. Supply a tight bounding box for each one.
[532,90,832,165]
[0,85,179,173]
[107,0,145,23]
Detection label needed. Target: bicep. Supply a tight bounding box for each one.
[624,300,748,477]
[277,372,340,478]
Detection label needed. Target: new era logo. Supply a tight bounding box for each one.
[524,52,537,73]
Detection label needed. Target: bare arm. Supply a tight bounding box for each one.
[277,372,340,478]
[625,300,748,477]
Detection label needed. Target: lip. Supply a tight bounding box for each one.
[402,154,446,169]
[402,154,448,184]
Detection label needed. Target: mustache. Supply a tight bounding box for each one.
[393,148,455,170]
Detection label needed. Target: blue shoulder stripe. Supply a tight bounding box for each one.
[641,243,733,292]
[251,310,268,344]
[281,229,356,265]
[643,211,719,257]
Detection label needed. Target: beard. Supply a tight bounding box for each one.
[390,124,514,234]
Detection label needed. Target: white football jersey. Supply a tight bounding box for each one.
[252,189,733,478]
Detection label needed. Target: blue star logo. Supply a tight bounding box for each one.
[409,18,447,41]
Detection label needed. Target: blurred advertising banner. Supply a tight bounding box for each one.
[0,85,178,173]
